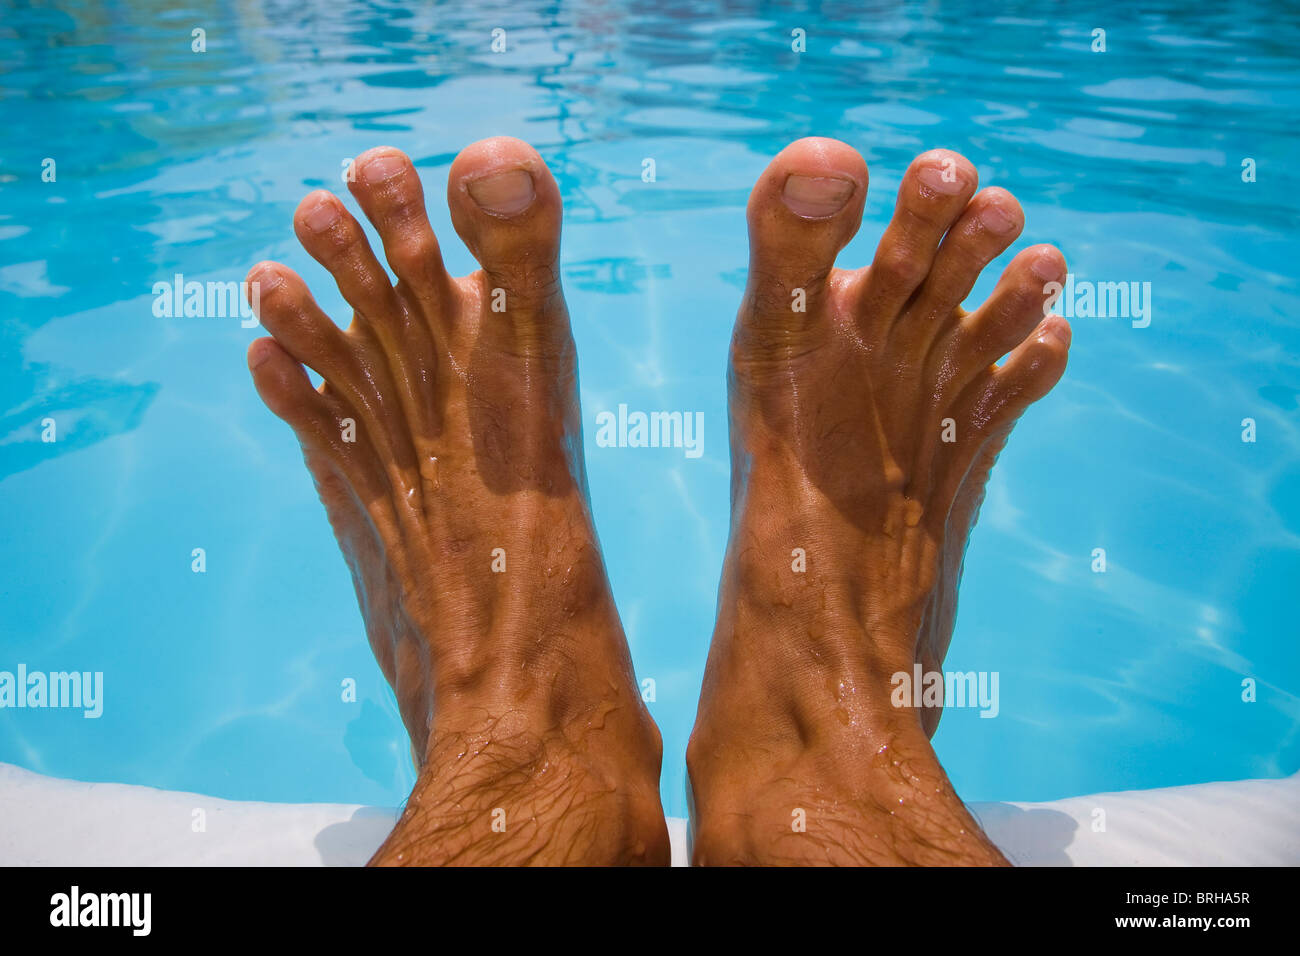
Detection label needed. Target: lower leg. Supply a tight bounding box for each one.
[367,530,669,867]
[690,518,1009,866]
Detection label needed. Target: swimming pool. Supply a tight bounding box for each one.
[2,0,1297,822]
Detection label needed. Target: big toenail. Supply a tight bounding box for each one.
[362,154,405,184]
[917,163,967,195]
[979,203,1017,233]
[781,175,854,218]
[305,200,339,232]
[467,169,536,216]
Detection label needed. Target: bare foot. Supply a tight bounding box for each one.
[246,138,668,865]
[687,138,1070,865]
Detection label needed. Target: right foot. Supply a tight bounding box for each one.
[246,138,668,865]
[688,139,1071,865]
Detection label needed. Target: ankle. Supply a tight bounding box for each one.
[689,714,1004,866]
[374,703,667,866]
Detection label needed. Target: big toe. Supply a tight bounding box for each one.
[447,136,566,334]
[741,137,867,339]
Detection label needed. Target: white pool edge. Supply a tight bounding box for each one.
[1,762,1296,866]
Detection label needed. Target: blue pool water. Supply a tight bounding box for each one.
[2,1,1298,819]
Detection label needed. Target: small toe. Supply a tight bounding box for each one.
[957,244,1066,369]
[247,261,352,380]
[248,336,394,514]
[248,260,412,464]
[906,186,1025,323]
[247,336,335,439]
[293,190,400,323]
[969,313,1071,430]
[862,149,978,322]
[348,147,452,310]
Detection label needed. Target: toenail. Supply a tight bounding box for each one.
[1043,318,1071,346]
[917,163,967,195]
[1031,252,1064,281]
[248,265,281,291]
[304,199,339,232]
[978,202,1018,233]
[248,343,273,369]
[781,175,855,218]
[362,154,406,184]
[467,169,536,217]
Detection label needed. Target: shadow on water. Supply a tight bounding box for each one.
[0,357,157,480]
[344,699,419,795]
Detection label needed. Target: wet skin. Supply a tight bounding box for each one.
[247,139,667,865]
[247,136,1068,866]
[687,139,1069,865]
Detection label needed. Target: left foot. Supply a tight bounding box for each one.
[246,139,667,865]
[688,139,1071,865]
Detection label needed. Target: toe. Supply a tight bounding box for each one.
[446,136,566,333]
[862,149,978,323]
[293,190,401,324]
[957,244,1067,369]
[247,336,337,442]
[291,190,441,441]
[248,260,416,469]
[348,147,453,311]
[248,336,393,511]
[247,261,352,381]
[742,137,867,336]
[968,313,1071,430]
[343,149,446,443]
[906,187,1024,323]
[928,310,1070,504]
